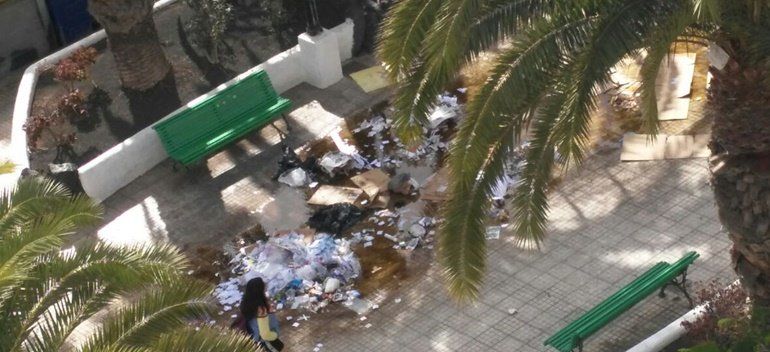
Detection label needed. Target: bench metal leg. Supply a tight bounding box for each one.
[572,338,584,352]
[270,122,288,141]
[658,269,694,308]
[281,113,292,131]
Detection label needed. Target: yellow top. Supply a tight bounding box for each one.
[257,315,277,341]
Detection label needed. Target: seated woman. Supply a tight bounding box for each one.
[240,278,283,351]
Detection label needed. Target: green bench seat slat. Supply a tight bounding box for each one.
[545,262,670,350]
[545,251,699,352]
[153,70,291,166]
[170,99,291,164]
[163,98,288,154]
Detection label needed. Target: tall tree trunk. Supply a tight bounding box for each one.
[709,61,770,308]
[89,0,171,91]
[711,155,770,306]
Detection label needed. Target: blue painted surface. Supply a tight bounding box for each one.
[45,0,94,44]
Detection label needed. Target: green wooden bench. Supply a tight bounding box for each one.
[544,251,700,352]
[153,70,292,167]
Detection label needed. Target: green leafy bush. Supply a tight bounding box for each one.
[184,0,233,63]
[680,280,770,351]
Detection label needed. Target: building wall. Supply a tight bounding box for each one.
[0,0,50,74]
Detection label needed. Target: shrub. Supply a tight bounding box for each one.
[23,110,74,153]
[679,280,770,351]
[53,47,98,89]
[682,280,749,346]
[24,90,85,157]
[185,0,233,64]
[57,89,88,123]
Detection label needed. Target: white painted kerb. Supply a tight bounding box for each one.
[626,280,740,352]
[8,0,178,181]
[78,22,354,202]
[625,304,707,352]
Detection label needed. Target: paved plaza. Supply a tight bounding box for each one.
[2,54,735,350]
[280,150,733,352]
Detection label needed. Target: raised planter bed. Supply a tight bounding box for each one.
[12,0,356,201]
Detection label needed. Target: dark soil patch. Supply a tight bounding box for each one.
[28,1,310,171]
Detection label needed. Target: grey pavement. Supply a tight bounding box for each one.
[280,151,733,352]
[76,56,734,350]
[0,69,23,156]
[86,57,391,247]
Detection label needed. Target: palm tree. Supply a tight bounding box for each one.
[0,175,255,351]
[88,0,172,91]
[379,0,770,306]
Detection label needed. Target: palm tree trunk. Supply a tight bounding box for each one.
[709,63,770,308]
[105,17,171,91]
[89,0,171,91]
[711,154,770,307]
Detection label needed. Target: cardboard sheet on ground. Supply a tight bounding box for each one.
[307,185,364,206]
[350,66,391,93]
[350,169,390,200]
[621,133,668,161]
[664,135,695,159]
[622,133,711,161]
[421,167,451,201]
[656,53,696,121]
[692,134,711,158]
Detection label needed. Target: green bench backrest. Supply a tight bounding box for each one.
[213,72,277,121]
[545,262,670,351]
[156,104,220,151]
[545,251,699,352]
[154,70,280,153]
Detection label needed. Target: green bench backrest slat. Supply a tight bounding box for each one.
[156,104,219,150]
[545,251,699,352]
[545,262,670,350]
[153,69,290,165]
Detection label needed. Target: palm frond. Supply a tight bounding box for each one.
[377,0,443,80]
[692,0,721,22]
[639,6,696,135]
[150,327,256,352]
[81,278,214,351]
[0,178,101,235]
[438,14,596,301]
[0,216,74,305]
[552,0,678,167]
[7,242,189,350]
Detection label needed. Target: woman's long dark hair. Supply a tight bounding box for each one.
[241,277,270,320]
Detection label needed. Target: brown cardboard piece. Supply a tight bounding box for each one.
[421,167,451,202]
[622,133,711,161]
[620,133,668,161]
[664,135,695,159]
[692,134,711,158]
[370,193,391,209]
[350,169,390,200]
[656,53,696,121]
[307,185,365,206]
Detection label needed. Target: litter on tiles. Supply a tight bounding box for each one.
[210,90,528,320]
[214,232,362,312]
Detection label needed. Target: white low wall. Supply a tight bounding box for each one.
[78,20,355,202]
[626,280,740,352]
[9,0,178,183]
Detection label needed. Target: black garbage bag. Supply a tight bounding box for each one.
[307,203,364,235]
[274,144,326,182]
[274,144,303,180]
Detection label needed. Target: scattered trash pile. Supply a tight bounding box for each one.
[351,206,437,251]
[211,90,480,318]
[214,232,362,313]
[486,143,529,239]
